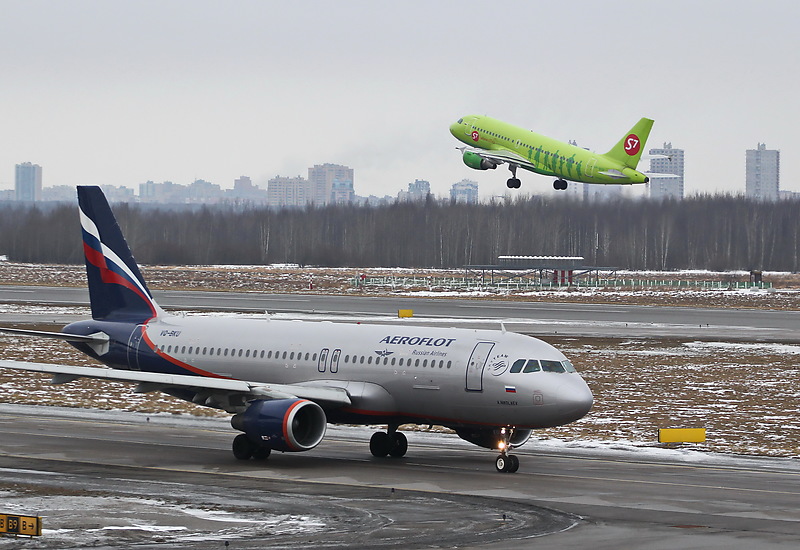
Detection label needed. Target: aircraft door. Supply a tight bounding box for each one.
[584,157,597,178]
[463,116,478,137]
[126,325,145,371]
[465,342,495,392]
[318,348,329,373]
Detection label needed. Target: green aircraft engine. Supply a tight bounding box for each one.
[462,150,497,170]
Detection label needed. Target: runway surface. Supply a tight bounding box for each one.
[2,286,800,547]
[1,284,799,341]
[1,404,800,549]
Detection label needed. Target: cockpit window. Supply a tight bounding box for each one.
[510,359,525,373]
[523,360,540,373]
[562,360,577,373]
[457,118,463,124]
[541,360,566,373]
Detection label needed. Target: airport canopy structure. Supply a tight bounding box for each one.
[465,256,615,286]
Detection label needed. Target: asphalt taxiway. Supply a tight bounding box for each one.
[1,404,800,549]
[1,285,798,341]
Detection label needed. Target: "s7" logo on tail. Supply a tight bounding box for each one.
[624,134,641,156]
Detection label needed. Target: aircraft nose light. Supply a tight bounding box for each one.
[556,381,593,421]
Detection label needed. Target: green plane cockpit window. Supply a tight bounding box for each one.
[523,360,541,373]
[510,359,525,373]
[541,360,566,373]
[457,118,463,124]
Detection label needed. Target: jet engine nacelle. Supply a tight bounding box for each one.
[455,427,532,450]
[231,398,327,452]
[462,150,497,170]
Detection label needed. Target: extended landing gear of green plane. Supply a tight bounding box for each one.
[370,425,408,458]
[506,164,522,189]
[553,179,568,190]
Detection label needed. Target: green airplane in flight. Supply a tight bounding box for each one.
[450,115,654,190]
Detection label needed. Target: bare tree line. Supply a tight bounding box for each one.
[1,195,798,271]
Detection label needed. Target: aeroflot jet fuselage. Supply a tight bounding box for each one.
[0,186,593,473]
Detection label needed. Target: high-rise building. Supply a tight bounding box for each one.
[308,164,354,205]
[450,179,479,203]
[267,176,309,207]
[15,162,42,201]
[648,142,685,200]
[746,143,780,200]
[398,179,431,202]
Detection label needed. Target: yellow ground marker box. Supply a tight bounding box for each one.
[658,428,706,444]
[398,309,414,318]
[0,514,42,537]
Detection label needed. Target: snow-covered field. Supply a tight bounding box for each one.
[2,262,800,310]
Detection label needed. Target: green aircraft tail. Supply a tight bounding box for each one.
[604,118,654,169]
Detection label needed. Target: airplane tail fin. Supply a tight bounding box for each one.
[604,118,654,169]
[77,186,162,321]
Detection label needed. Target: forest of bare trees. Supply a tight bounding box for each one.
[1,195,799,271]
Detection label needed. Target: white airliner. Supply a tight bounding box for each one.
[0,186,593,473]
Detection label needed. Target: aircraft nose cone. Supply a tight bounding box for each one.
[449,122,461,138]
[557,379,594,422]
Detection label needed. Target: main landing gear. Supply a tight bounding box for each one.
[232,433,272,461]
[553,179,568,190]
[495,427,520,473]
[506,164,521,189]
[370,424,408,458]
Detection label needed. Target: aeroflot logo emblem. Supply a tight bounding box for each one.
[380,336,456,347]
[624,134,641,156]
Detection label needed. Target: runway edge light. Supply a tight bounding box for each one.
[658,428,706,444]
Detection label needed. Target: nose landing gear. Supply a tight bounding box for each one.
[495,427,520,473]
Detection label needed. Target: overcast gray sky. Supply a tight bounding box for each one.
[2,0,797,199]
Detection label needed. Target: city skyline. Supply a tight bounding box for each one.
[1,2,798,199]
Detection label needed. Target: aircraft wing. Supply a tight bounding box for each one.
[0,360,352,409]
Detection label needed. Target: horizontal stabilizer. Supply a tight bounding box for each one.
[644,172,681,178]
[0,327,109,343]
[598,170,626,179]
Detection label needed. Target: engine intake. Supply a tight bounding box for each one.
[462,151,497,170]
[231,399,327,452]
[455,427,532,450]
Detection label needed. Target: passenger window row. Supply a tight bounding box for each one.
[509,359,577,374]
[157,345,453,369]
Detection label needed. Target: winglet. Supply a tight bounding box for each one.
[604,118,654,169]
[77,186,163,321]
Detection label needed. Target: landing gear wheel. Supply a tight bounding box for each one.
[232,434,254,460]
[252,446,272,460]
[553,179,568,190]
[495,454,520,473]
[389,432,408,458]
[506,178,521,189]
[370,431,393,457]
